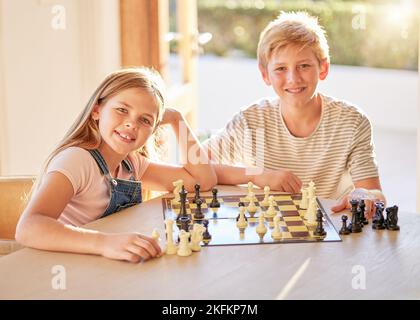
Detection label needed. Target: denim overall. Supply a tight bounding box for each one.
[89,149,142,218]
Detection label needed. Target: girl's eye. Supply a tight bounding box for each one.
[141,117,152,126]
[117,107,128,113]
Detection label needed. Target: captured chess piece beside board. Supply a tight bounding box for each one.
[160,180,342,257]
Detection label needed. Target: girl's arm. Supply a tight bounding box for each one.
[15,172,161,262]
[141,108,217,192]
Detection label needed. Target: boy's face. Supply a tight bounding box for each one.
[259,44,329,108]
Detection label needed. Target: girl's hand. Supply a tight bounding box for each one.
[159,107,182,126]
[99,232,162,263]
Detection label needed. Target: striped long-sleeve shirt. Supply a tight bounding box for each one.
[205,94,379,199]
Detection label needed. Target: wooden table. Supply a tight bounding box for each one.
[1,185,419,300]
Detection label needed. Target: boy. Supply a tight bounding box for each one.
[205,11,385,216]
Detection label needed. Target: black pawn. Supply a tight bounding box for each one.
[372,201,386,230]
[314,209,326,237]
[202,220,212,243]
[209,188,220,208]
[192,183,201,204]
[339,215,350,235]
[359,199,368,225]
[194,198,205,220]
[350,199,362,233]
[386,205,400,231]
[236,202,248,222]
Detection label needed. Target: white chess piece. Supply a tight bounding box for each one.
[247,192,258,217]
[236,206,248,229]
[164,219,178,255]
[300,188,308,210]
[172,179,184,204]
[246,181,255,201]
[261,186,270,206]
[151,228,160,241]
[307,180,316,199]
[271,215,282,240]
[177,230,192,257]
[305,197,317,226]
[256,212,267,237]
[264,196,276,219]
[190,224,206,252]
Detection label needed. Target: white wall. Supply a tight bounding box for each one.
[0,0,120,176]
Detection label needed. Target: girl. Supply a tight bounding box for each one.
[15,67,217,263]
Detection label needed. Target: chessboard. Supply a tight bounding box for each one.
[162,192,342,246]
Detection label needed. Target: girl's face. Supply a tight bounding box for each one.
[92,87,159,157]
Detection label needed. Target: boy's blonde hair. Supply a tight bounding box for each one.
[34,67,166,192]
[257,11,330,68]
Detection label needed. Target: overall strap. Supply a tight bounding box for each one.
[88,149,110,175]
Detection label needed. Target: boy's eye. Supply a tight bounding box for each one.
[299,64,311,69]
[276,67,287,71]
[116,107,128,113]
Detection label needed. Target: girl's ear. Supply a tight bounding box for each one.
[319,59,329,81]
[92,104,101,120]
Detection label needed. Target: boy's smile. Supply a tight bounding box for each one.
[259,44,329,110]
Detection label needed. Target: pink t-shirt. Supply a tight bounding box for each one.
[46,147,150,226]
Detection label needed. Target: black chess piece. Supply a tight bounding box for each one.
[314,209,326,237]
[192,183,202,204]
[202,219,212,244]
[359,199,368,225]
[339,215,350,235]
[372,201,386,230]
[209,188,220,208]
[235,202,248,222]
[194,198,205,220]
[176,186,190,225]
[386,205,400,231]
[350,199,362,233]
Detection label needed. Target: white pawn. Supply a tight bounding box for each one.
[246,181,255,201]
[177,230,192,257]
[256,212,267,237]
[164,219,178,255]
[261,186,270,206]
[300,188,308,210]
[190,224,206,252]
[172,179,183,204]
[306,197,317,226]
[271,215,282,240]
[247,192,258,217]
[236,205,248,229]
[265,196,276,219]
[151,228,160,241]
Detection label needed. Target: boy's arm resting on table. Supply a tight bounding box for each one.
[213,164,302,194]
[15,172,160,262]
[331,176,385,217]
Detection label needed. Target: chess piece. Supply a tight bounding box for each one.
[339,215,350,235]
[271,215,282,240]
[164,219,178,255]
[247,192,258,217]
[172,179,183,204]
[386,205,400,231]
[350,199,362,233]
[209,188,220,208]
[202,220,212,244]
[314,209,326,237]
[176,185,190,225]
[192,183,201,204]
[246,181,254,201]
[264,196,276,219]
[372,201,386,230]
[300,188,308,209]
[307,180,316,198]
[256,212,267,238]
[236,205,248,229]
[260,186,270,207]
[193,198,205,220]
[305,197,317,226]
[151,228,160,241]
[177,230,192,257]
[190,223,206,252]
[359,199,368,225]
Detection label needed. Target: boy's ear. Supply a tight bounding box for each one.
[92,104,101,120]
[258,63,271,86]
[319,59,329,81]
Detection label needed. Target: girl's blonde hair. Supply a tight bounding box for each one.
[257,11,330,68]
[33,67,166,192]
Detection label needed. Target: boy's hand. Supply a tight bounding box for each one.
[331,188,386,219]
[253,168,302,193]
[99,233,162,263]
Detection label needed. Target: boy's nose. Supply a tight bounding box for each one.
[287,69,301,82]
